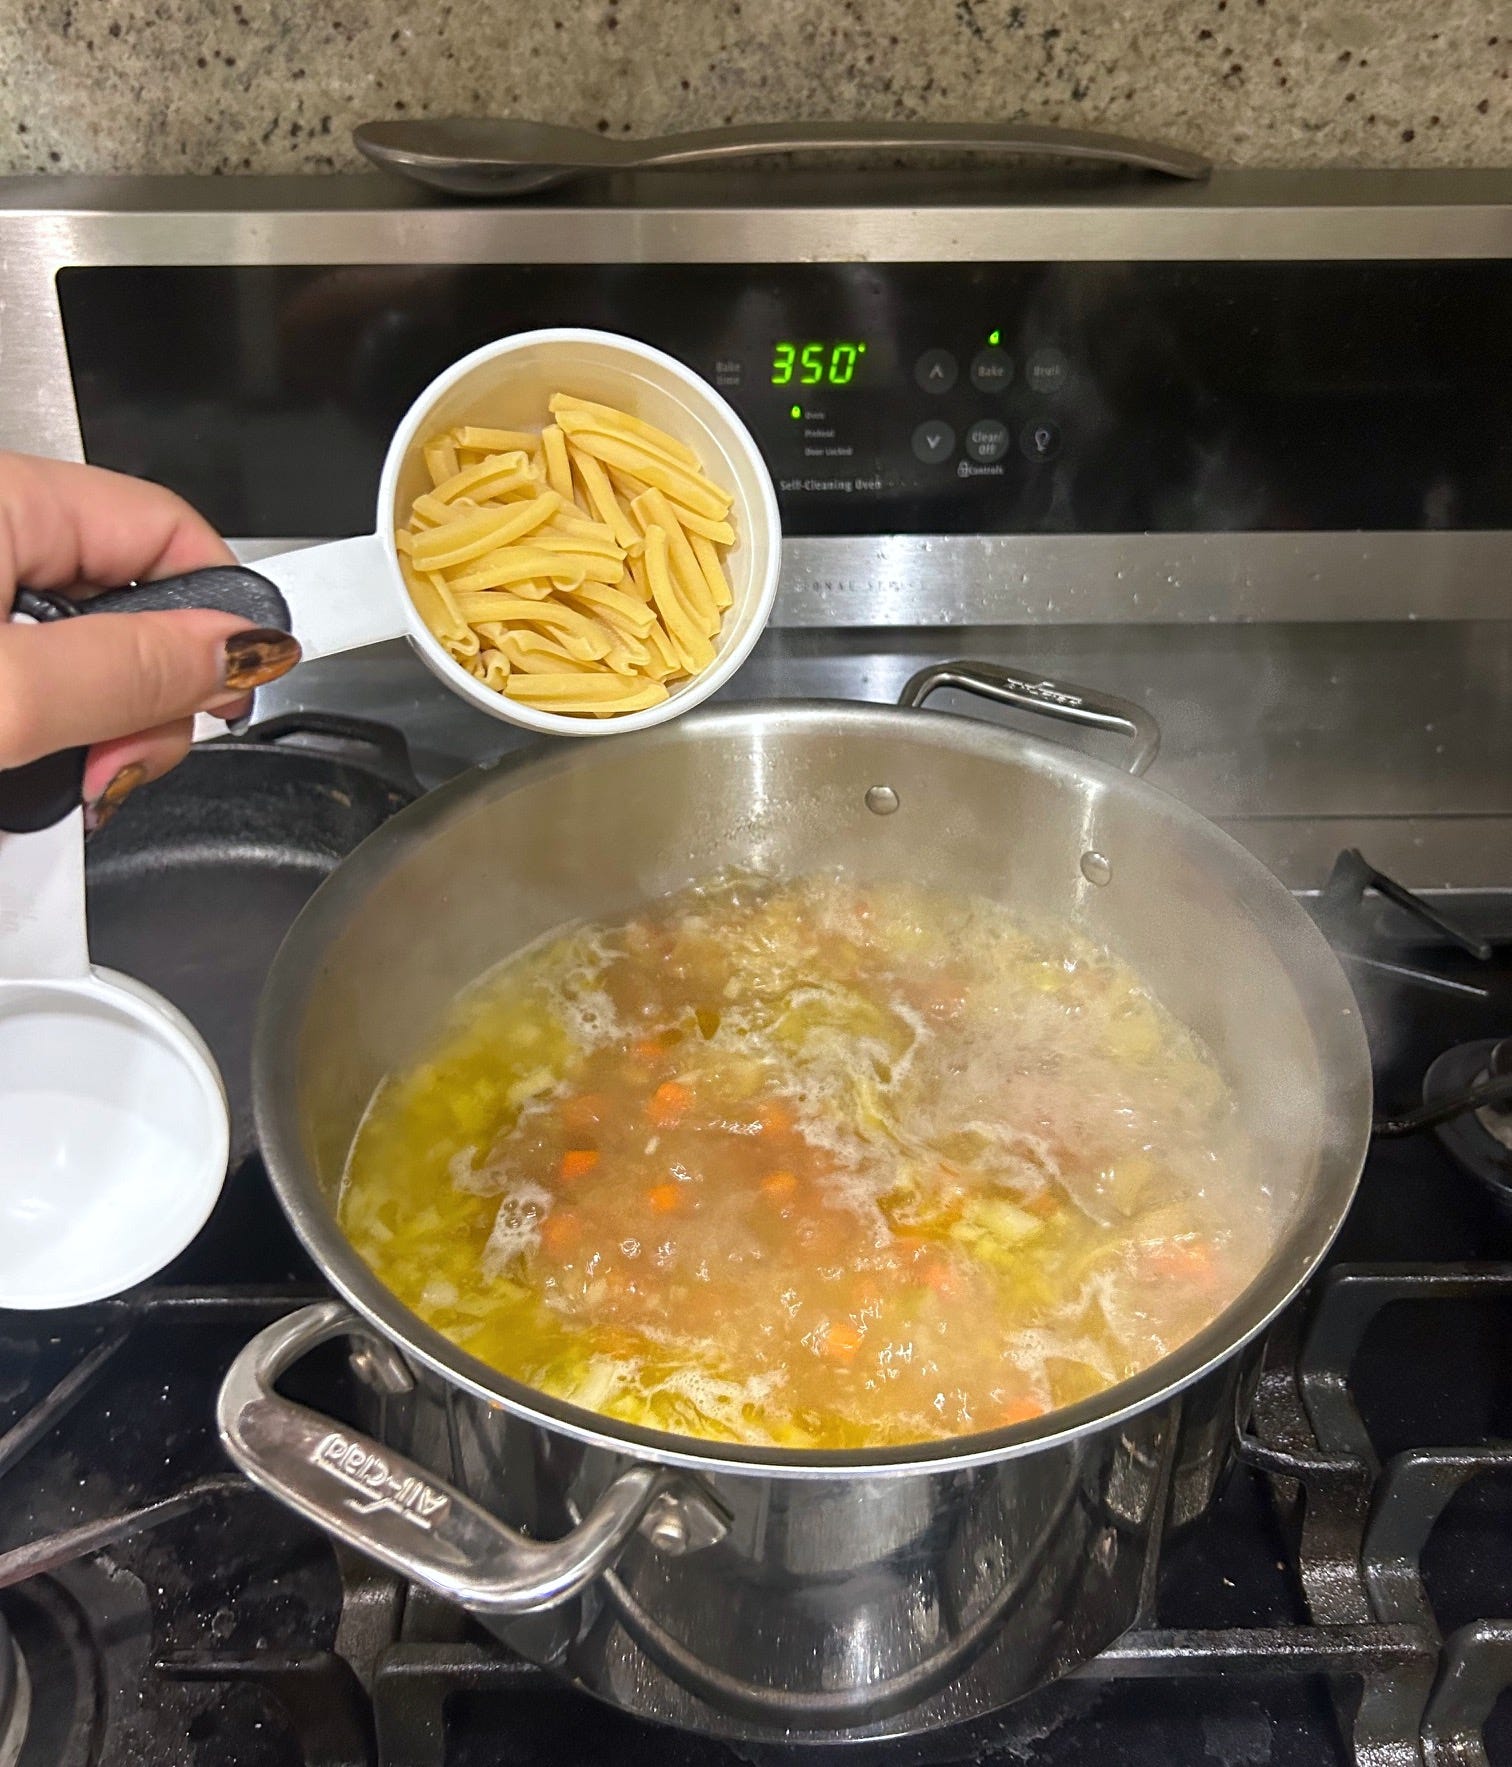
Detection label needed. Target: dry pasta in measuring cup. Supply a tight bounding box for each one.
[395,396,738,719]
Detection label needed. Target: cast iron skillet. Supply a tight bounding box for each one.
[85,714,420,1177]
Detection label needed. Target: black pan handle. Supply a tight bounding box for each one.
[0,567,292,834]
[900,659,1160,776]
[224,712,423,800]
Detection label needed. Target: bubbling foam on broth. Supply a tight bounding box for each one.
[339,872,1269,1448]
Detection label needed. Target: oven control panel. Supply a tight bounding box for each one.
[57,259,1512,538]
[720,327,1070,517]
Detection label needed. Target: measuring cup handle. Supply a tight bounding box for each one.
[0,567,295,835]
[0,540,406,834]
[0,809,90,979]
[253,535,407,662]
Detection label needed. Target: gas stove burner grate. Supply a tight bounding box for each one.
[0,1614,29,1767]
[1318,848,1499,1004]
[1241,1263,1512,1767]
[1318,849,1495,964]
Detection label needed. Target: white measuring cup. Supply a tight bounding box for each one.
[245,326,781,738]
[0,802,229,1311]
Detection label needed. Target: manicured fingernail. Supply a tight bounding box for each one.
[84,762,148,835]
[223,628,302,692]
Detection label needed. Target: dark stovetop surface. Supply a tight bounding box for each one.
[1,736,1510,1767]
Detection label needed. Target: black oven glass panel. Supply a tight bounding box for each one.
[56,261,1512,537]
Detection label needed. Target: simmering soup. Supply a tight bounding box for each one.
[340,874,1266,1448]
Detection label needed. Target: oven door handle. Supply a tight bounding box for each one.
[218,1300,716,1615]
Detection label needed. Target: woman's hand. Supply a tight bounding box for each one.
[0,452,301,828]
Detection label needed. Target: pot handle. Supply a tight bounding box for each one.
[900,660,1160,776]
[218,1300,679,1615]
[225,711,424,800]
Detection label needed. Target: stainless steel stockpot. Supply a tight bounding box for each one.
[218,662,1372,1740]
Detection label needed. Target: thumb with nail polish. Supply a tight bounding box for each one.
[0,453,303,824]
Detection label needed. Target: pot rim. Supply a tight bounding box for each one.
[253,698,1373,1480]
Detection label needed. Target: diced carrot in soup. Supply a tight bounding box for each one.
[996,1396,1046,1428]
[821,1319,863,1361]
[1143,1238,1218,1286]
[647,1081,691,1126]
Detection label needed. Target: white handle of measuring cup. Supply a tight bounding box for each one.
[0,811,90,982]
[0,599,91,984]
[254,535,407,662]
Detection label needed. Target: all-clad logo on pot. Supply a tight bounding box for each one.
[311,1431,450,1529]
[1006,677,1084,708]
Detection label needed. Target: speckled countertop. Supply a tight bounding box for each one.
[5,0,1511,176]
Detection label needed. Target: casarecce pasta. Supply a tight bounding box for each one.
[396,395,737,718]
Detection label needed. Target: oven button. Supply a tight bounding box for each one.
[1026,348,1070,396]
[911,420,957,464]
[969,347,1013,393]
[913,349,958,394]
[965,419,1010,463]
[1020,418,1062,462]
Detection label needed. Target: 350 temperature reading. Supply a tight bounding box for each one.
[770,341,868,387]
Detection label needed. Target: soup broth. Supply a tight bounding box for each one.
[340,873,1266,1448]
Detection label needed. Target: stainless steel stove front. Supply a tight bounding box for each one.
[252,617,1512,898]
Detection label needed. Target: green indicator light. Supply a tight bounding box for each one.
[988,329,1001,346]
[790,404,802,420]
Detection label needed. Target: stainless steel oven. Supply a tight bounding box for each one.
[4,166,1511,891]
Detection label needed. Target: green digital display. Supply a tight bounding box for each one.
[770,340,868,387]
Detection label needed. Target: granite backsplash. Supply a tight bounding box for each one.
[7,0,1510,176]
